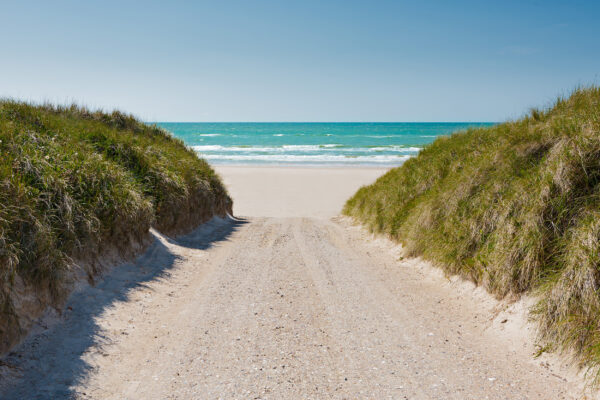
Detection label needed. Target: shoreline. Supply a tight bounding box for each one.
[209,163,399,169]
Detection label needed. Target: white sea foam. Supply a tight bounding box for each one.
[192,145,228,151]
[191,143,422,166]
[367,146,422,152]
[197,133,222,137]
[282,145,320,151]
[201,153,411,165]
[193,145,283,152]
[192,145,422,153]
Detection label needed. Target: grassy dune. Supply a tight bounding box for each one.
[344,87,600,378]
[0,101,231,353]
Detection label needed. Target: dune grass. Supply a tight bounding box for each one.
[0,101,231,352]
[344,87,600,380]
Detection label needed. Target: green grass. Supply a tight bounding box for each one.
[0,101,231,352]
[344,87,600,381]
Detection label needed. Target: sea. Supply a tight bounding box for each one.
[156,123,493,167]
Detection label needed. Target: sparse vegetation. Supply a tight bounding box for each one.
[344,87,600,380]
[0,101,231,353]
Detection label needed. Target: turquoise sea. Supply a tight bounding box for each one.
[156,123,494,166]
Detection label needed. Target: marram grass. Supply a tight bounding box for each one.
[0,101,231,352]
[344,87,600,382]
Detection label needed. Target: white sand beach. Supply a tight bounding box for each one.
[215,166,389,218]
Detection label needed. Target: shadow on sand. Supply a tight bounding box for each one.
[0,216,248,400]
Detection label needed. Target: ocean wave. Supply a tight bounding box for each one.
[368,146,422,152]
[282,145,320,151]
[201,154,411,164]
[193,145,279,152]
[192,145,421,153]
[197,133,222,137]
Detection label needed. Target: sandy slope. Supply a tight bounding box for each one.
[0,167,586,399]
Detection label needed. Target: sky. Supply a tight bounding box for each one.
[1,0,599,122]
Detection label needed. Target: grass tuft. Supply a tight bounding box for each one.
[344,87,600,381]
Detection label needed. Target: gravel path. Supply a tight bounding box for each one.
[0,216,576,399]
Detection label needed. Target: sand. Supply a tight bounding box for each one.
[0,166,590,399]
[215,166,388,218]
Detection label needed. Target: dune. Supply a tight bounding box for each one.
[0,101,231,358]
[345,87,600,385]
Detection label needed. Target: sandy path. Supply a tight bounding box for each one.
[0,215,575,399]
[0,166,582,398]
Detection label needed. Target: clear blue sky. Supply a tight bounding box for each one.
[1,0,599,122]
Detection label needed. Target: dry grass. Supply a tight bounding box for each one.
[344,87,600,381]
[0,101,231,353]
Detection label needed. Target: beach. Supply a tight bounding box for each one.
[3,0,598,396]
[0,165,581,399]
[215,166,389,218]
